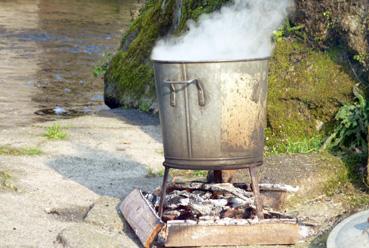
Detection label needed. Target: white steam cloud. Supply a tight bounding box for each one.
[151,0,292,61]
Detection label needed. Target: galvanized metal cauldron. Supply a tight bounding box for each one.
[153,58,269,170]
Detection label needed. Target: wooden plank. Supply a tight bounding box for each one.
[120,189,163,248]
[165,222,299,247]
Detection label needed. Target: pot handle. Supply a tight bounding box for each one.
[163,79,205,107]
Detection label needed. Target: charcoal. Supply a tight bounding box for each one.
[163,210,181,221]
[189,193,205,203]
[177,208,197,220]
[202,183,254,200]
[192,190,212,199]
[166,197,190,209]
[153,187,161,196]
[229,197,249,208]
[232,183,252,191]
[153,196,160,208]
[166,190,191,198]
[207,199,228,207]
[142,192,159,208]
[145,182,298,223]
[167,182,205,191]
[220,207,250,219]
[191,203,222,216]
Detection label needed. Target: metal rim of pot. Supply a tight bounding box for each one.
[151,56,271,64]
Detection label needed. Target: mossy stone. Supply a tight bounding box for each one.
[104,0,176,108]
[104,1,356,144]
[267,39,356,145]
[104,0,229,108]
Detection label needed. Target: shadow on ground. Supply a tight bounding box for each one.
[97,108,162,143]
[47,144,161,198]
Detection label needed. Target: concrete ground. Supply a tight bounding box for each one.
[0,109,163,248]
[0,109,359,247]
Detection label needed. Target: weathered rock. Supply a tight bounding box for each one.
[293,0,369,71]
[84,196,123,232]
[233,153,346,198]
[104,0,231,110]
[45,205,91,222]
[56,224,123,248]
[267,39,356,144]
[104,0,358,147]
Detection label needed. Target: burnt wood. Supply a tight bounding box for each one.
[120,189,163,248]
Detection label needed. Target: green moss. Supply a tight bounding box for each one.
[323,165,349,197]
[138,101,152,112]
[284,152,369,210]
[320,151,369,209]
[93,52,113,78]
[323,168,369,209]
[170,169,208,179]
[0,171,17,191]
[104,0,230,108]
[265,135,323,156]
[0,146,42,156]
[266,39,356,146]
[107,51,155,102]
[105,0,176,107]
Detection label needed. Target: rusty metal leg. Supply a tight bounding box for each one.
[249,166,264,220]
[158,167,170,219]
[213,170,223,183]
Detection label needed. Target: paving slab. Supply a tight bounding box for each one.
[84,196,123,232]
[57,224,123,248]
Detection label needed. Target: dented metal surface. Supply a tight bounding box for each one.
[153,59,269,170]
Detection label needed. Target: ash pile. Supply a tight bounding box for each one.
[144,182,299,223]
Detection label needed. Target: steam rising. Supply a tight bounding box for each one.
[151,0,292,61]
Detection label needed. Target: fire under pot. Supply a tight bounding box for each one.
[120,58,301,248]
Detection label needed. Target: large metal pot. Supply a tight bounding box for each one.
[153,58,269,170]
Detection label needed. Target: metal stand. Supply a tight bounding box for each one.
[158,166,264,220]
[158,167,170,218]
[249,167,264,219]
